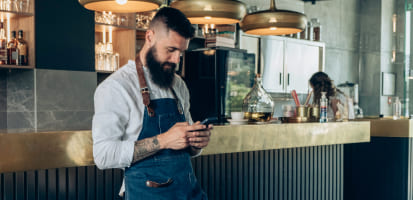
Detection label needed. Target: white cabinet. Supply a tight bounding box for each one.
[261,36,325,94]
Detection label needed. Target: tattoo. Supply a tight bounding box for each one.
[132,136,161,164]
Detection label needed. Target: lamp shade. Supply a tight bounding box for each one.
[170,0,246,24]
[240,0,307,35]
[79,0,162,13]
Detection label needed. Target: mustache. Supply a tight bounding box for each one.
[162,62,176,71]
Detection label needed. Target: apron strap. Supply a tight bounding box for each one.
[135,55,155,117]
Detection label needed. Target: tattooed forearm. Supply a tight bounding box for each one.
[132,136,161,164]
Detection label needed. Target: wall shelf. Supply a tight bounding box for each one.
[0,64,34,69]
[95,23,136,32]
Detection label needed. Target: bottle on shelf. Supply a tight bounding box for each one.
[311,18,321,41]
[7,31,18,65]
[0,22,7,64]
[17,30,28,65]
[319,91,328,122]
[307,20,314,41]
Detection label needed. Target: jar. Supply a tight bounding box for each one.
[242,74,274,122]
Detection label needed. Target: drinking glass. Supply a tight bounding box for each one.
[19,0,29,12]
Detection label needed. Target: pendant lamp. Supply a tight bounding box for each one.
[170,0,246,24]
[79,0,163,13]
[240,0,307,35]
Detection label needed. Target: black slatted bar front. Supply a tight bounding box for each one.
[1,145,344,200]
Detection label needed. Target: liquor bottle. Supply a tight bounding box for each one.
[319,92,328,122]
[0,22,7,64]
[242,74,274,122]
[17,30,28,65]
[7,31,17,65]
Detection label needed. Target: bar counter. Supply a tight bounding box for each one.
[345,118,413,200]
[0,121,370,173]
[0,121,370,200]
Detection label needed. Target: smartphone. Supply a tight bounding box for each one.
[189,117,218,132]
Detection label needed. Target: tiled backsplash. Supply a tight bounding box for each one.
[0,69,97,132]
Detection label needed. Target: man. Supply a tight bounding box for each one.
[92,7,211,199]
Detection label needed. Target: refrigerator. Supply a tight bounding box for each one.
[181,47,255,123]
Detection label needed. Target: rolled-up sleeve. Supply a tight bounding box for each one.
[92,80,135,169]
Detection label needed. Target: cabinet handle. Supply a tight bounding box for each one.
[287,73,290,86]
[279,73,282,85]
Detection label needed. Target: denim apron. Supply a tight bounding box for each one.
[124,98,207,200]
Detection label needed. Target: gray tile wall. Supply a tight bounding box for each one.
[35,69,96,131]
[0,69,6,129]
[0,69,97,131]
[6,69,35,130]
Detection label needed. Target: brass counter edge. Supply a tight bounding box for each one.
[0,121,370,173]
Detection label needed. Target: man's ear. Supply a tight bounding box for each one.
[146,30,155,44]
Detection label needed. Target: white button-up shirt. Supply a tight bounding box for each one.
[92,60,193,169]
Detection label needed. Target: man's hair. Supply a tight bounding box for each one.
[149,7,195,39]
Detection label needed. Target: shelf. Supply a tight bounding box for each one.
[96,70,114,74]
[95,23,138,32]
[0,10,33,19]
[0,64,34,69]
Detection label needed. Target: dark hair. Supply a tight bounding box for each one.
[150,7,195,39]
[309,72,338,105]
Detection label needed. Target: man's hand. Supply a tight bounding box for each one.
[157,122,190,150]
[186,122,212,149]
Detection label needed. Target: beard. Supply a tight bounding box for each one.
[146,46,177,89]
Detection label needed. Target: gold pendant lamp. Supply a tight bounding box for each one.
[79,0,163,13]
[240,0,307,35]
[170,0,246,24]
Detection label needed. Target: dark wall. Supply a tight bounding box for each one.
[35,0,94,71]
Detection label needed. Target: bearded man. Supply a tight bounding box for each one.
[92,7,211,199]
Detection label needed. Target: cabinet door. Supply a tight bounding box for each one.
[284,42,320,93]
[262,38,285,93]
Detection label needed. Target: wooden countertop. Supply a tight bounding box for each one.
[0,121,370,173]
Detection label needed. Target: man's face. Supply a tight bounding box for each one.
[146,46,176,88]
[146,29,189,88]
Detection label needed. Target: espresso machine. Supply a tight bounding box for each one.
[337,82,364,118]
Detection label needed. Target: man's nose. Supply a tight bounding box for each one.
[169,52,181,64]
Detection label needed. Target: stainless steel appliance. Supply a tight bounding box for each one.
[337,82,363,118]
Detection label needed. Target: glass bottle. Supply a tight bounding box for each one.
[0,22,7,64]
[307,21,314,41]
[353,84,364,118]
[242,74,274,122]
[7,31,17,65]
[311,18,321,41]
[393,96,401,120]
[320,92,328,122]
[17,30,28,65]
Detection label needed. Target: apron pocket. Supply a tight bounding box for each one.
[145,175,174,188]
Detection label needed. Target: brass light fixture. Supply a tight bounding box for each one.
[170,0,246,24]
[240,0,307,35]
[79,0,163,13]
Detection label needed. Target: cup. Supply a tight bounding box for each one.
[231,112,244,121]
[296,105,308,118]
